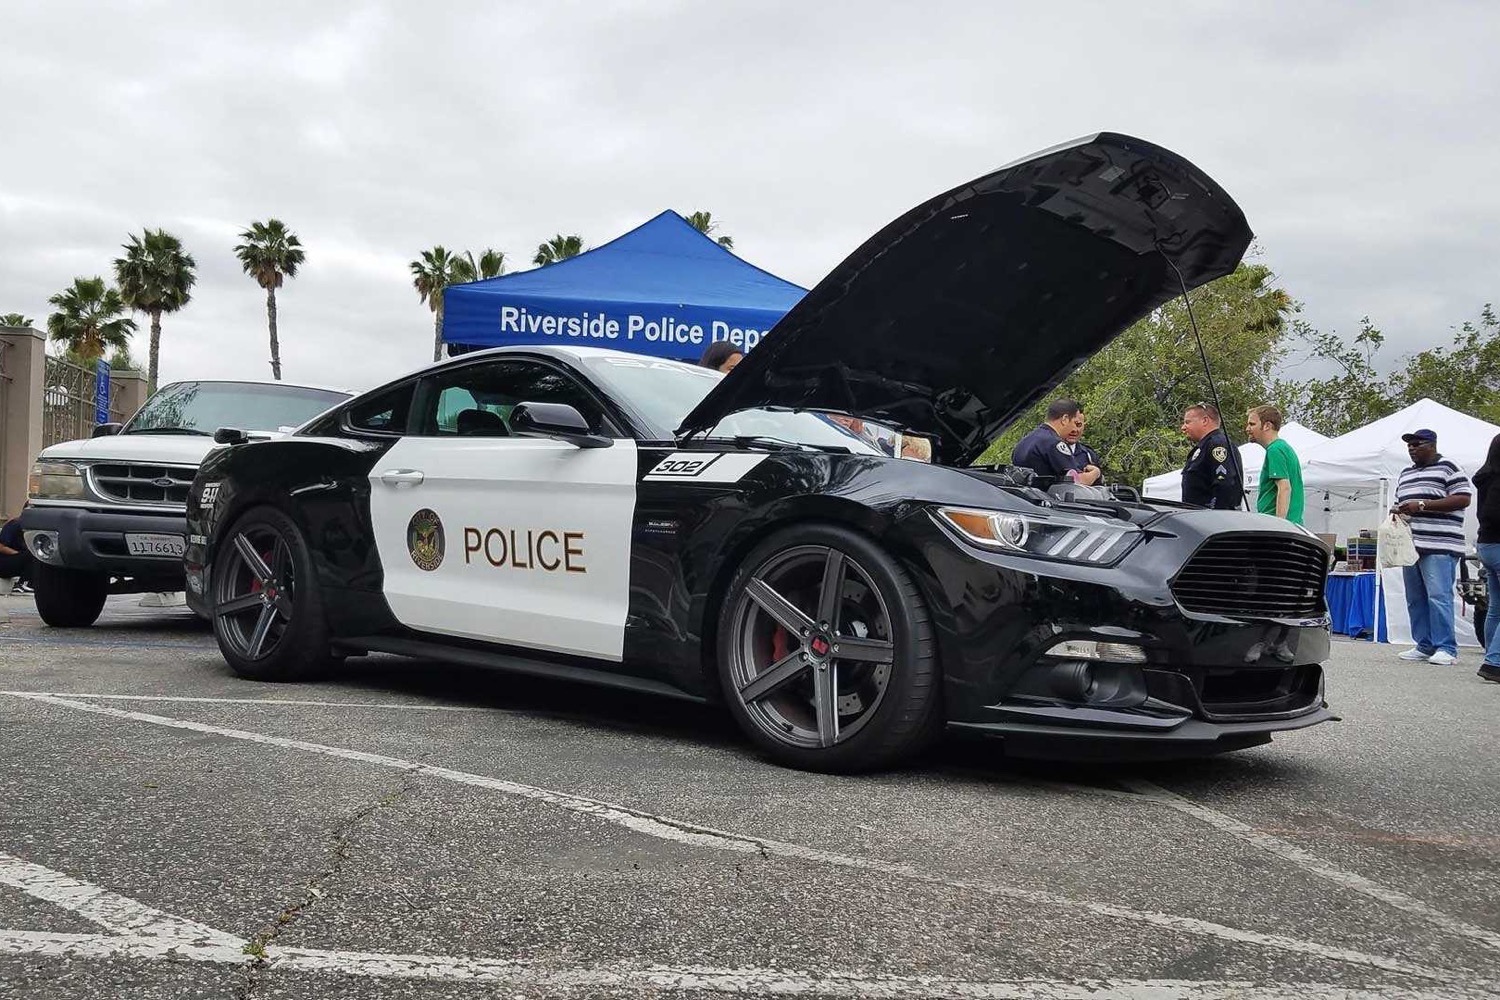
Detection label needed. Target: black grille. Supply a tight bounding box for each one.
[1172,533,1328,619]
[90,464,195,505]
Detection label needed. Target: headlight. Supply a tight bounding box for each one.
[935,506,1141,565]
[28,460,87,500]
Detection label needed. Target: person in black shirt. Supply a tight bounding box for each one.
[0,509,32,591]
[1179,403,1242,510]
[1012,399,1101,485]
[1472,432,1500,681]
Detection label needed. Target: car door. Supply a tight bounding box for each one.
[368,357,638,661]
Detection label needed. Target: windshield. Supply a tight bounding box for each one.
[580,354,932,461]
[124,381,350,434]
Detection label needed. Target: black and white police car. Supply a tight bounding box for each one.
[186,132,1335,771]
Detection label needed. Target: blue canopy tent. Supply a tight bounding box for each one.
[441,211,807,362]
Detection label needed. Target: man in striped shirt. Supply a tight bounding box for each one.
[1392,428,1473,665]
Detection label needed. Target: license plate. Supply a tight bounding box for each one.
[125,533,186,558]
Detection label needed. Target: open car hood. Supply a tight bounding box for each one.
[676,132,1253,465]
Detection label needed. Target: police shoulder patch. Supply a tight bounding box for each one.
[1212,446,1229,462]
[1055,441,1071,454]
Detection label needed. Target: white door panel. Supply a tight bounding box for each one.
[370,436,638,660]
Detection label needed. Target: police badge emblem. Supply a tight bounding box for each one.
[1212,446,1229,462]
[407,509,445,572]
[1055,441,1072,454]
[1189,448,1200,461]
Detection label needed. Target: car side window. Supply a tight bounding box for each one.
[344,383,415,435]
[415,359,611,438]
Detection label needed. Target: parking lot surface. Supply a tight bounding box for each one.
[1,592,1497,999]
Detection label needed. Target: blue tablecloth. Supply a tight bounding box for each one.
[1326,572,1387,640]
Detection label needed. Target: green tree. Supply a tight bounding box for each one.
[1,312,34,327]
[411,245,473,362]
[532,234,585,267]
[45,277,137,364]
[113,229,197,394]
[683,210,734,249]
[1272,316,1397,436]
[452,247,506,283]
[977,262,1296,488]
[234,219,305,382]
[1390,304,1500,423]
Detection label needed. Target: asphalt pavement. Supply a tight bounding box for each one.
[1,593,1497,999]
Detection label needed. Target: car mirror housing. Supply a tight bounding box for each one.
[509,401,613,449]
[213,427,250,445]
[90,422,123,438]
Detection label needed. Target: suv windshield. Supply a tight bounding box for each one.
[124,381,350,434]
[580,354,931,460]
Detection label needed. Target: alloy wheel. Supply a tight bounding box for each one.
[214,526,296,661]
[727,545,896,749]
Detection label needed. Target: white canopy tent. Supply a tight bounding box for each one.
[1299,398,1498,647]
[1141,421,1330,504]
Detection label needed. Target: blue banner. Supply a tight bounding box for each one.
[94,360,110,425]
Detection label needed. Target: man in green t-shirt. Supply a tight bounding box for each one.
[1245,405,1304,524]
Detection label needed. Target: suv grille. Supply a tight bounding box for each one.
[90,464,195,506]
[1172,533,1328,619]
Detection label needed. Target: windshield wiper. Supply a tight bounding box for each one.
[125,427,211,436]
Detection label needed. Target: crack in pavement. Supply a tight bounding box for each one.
[233,771,418,999]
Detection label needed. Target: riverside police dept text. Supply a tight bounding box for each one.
[498,305,767,350]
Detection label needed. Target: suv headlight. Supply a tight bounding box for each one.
[28,460,87,500]
[935,506,1141,565]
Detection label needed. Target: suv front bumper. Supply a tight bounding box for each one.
[20,505,188,581]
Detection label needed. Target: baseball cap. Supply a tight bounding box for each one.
[1401,428,1437,444]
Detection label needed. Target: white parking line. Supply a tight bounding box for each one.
[1121,779,1500,954]
[0,853,1486,999]
[3,691,1472,984]
[0,691,498,712]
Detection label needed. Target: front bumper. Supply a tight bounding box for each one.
[20,504,188,581]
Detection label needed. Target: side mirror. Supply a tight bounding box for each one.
[509,402,613,449]
[91,422,123,438]
[213,427,250,446]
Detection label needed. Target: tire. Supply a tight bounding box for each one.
[32,563,109,628]
[715,523,942,773]
[210,506,335,681]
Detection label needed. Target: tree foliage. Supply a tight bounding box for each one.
[234,218,305,381]
[46,277,137,363]
[113,228,196,394]
[683,210,734,249]
[533,234,585,267]
[977,263,1295,487]
[1,313,34,328]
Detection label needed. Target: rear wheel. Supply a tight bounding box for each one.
[211,506,334,681]
[716,524,941,772]
[32,563,108,627]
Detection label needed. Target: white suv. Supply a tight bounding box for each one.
[21,379,351,627]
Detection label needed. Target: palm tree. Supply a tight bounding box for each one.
[1,312,34,328]
[113,229,197,394]
[683,211,734,250]
[45,278,137,364]
[452,247,506,283]
[411,246,465,362]
[532,234,585,267]
[234,219,305,381]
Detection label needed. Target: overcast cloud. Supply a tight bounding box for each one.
[2,0,1496,393]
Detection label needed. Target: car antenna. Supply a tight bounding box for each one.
[1158,248,1249,511]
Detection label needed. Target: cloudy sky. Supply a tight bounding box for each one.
[2,0,1495,393]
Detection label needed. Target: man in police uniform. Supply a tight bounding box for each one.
[1012,399,1101,485]
[1179,402,1242,509]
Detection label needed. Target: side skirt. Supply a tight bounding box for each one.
[334,635,710,705]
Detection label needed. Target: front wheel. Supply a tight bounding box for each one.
[716,524,942,773]
[210,506,334,681]
[32,563,109,627]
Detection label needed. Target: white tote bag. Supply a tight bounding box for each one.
[1378,513,1419,568]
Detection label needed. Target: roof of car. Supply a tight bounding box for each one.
[160,378,354,395]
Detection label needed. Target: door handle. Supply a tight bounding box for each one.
[380,469,425,487]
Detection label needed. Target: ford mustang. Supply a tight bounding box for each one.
[185,132,1335,771]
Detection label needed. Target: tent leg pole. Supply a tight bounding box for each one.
[1373,477,1386,642]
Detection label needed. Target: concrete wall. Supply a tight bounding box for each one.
[0,327,46,520]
